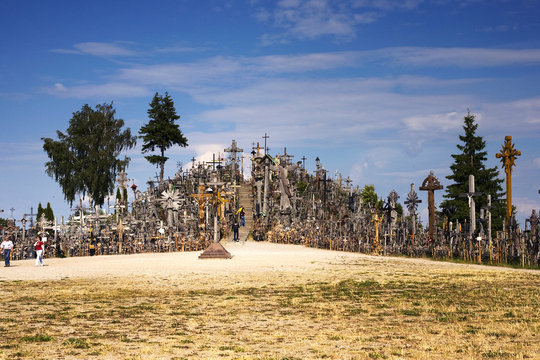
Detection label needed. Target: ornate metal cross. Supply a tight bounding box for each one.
[496,135,521,222]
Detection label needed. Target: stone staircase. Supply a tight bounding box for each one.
[231,183,253,242]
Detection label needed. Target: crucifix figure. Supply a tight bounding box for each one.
[419,171,443,242]
[496,135,521,225]
[190,185,213,230]
[459,174,483,236]
[224,140,244,204]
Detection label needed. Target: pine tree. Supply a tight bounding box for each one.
[441,111,505,230]
[37,202,44,223]
[45,202,54,222]
[139,92,188,181]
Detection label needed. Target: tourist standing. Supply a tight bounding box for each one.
[232,221,240,242]
[1,236,14,267]
[34,236,45,266]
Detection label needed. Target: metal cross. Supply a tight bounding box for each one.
[262,133,269,155]
[496,135,521,222]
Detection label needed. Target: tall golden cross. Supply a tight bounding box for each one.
[496,136,521,223]
[371,213,383,254]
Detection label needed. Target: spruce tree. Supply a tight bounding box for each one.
[441,111,505,230]
[45,202,54,222]
[37,202,44,222]
[139,92,188,181]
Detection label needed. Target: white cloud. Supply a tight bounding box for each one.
[403,111,462,132]
[52,42,136,57]
[43,82,150,99]
[514,197,540,219]
[255,0,424,42]
[533,158,540,169]
[373,47,540,67]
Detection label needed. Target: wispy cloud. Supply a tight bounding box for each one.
[254,0,423,43]
[373,47,540,67]
[51,42,136,57]
[43,82,149,99]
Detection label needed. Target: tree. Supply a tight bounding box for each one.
[139,92,188,181]
[441,111,505,230]
[45,202,54,223]
[37,202,44,222]
[42,103,136,207]
[359,185,384,211]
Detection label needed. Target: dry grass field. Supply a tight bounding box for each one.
[0,241,538,359]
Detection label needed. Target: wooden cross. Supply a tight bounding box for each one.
[496,135,521,223]
[23,206,38,228]
[224,140,244,184]
[207,153,222,171]
[419,171,443,242]
[190,185,213,229]
[252,142,264,157]
[278,147,294,166]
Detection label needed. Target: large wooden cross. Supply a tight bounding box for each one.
[496,135,521,223]
[419,172,443,242]
[190,185,213,229]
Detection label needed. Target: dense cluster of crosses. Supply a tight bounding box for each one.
[1,137,539,267]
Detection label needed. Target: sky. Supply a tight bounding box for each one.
[1,0,539,227]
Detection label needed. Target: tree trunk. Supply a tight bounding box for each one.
[160,148,165,181]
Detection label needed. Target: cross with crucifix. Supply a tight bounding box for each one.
[458,174,484,235]
[278,147,294,166]
[496,135,521,224]
[224,140,243,184]
[419,171,444,242]
[190,185,213,230]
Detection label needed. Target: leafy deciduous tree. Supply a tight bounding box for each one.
[42,103,136,207]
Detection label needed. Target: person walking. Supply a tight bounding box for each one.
[239,207,245,227]
[1,236,14,267]
[232,221,240,242]
[34,236,45,266]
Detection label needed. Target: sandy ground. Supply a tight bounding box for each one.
[1,239,519,283]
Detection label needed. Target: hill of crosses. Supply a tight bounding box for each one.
[4,139,539,268]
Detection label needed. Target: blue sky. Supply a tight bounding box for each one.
[1,0,539,226]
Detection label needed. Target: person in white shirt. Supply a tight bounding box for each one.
[1,236,14,267]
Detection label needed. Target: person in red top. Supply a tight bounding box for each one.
[34,236,45,266]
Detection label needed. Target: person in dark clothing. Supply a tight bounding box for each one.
[232,221,240,242]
